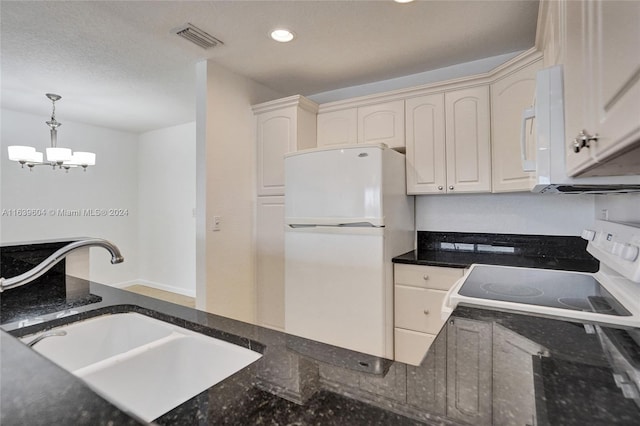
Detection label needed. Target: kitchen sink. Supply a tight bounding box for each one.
[21,312,262,422]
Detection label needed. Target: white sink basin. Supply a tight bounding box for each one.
[22,312,262,422]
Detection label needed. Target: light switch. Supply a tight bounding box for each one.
[212,216,221,231]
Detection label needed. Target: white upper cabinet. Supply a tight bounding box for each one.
[539,0,565,68]
[316,108,358,147]
[406,86,491,194]
[406,94,446,194]
[254,96,318,196]
[444,86,492,194]
[490,57,543,192]
[586,0,640,165]
[357,100,405,149]
[561,0,640,176]
[317,101,405,150]
[561,0,595,175]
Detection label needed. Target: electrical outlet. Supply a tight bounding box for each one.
[600,209,609,220]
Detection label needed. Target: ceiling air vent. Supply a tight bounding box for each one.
[174,23,223,49]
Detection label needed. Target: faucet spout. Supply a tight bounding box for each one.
[0,238,124,292]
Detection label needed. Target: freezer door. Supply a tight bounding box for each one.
[285,145,385,226]
[284,226,393,358]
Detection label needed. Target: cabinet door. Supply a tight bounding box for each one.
[445,86,492,193]
[407,331,447,414]
[405,94,447,194]
[493,323,546,426]
[491,60,542,192]
[563,0,596,175]
[357,100,405,149]
[588,0,640,163]
[256,197,285,330]
[256,108,295,196]
[446,317,493,424]
[317,109,357,147]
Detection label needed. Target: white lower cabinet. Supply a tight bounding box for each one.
[394,328,435,366]
[395,286,448,333]
[394,264,464,365]
[256,196,285,331]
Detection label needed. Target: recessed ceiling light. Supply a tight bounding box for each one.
[270,29,294,43]
[394,0,415,3]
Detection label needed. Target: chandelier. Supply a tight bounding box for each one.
[7,93,96,171]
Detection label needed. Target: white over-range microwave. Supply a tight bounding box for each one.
[521,65,640,194]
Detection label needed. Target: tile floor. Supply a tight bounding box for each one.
[123,284,196,308]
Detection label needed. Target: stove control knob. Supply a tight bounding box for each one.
[612,242,639,261]
[581,229,596,241]
[621,244,639,262]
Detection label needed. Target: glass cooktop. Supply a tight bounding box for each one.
[458,265,631,316]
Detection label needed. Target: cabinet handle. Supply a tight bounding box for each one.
[572,139,582,153]
[423,309,430,315]
[448,185,454,190]
[572,129,599,152]
[437,186,443,191]
[423,275,429,281]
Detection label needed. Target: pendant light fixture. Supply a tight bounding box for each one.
[7,93,96,172]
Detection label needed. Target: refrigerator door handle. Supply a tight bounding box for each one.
[288,222,380,229]
[285,217,385,227]
[285,225,385,236]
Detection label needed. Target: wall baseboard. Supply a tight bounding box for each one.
[110,279,196,298]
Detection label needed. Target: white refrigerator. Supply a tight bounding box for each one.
[284,143,414,358]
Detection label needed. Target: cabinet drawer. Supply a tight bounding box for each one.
[395,328,435,366]
[395,286,447,334]
[394,264,464,290]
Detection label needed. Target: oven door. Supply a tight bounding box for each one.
[442,264,640,328]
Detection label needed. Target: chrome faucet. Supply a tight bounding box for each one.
[0,238,124,292]
[26,330,68,347]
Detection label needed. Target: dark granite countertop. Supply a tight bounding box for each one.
[393,231,600,272]
[2,278,639,425]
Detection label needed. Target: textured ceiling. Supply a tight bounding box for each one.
[1,1,539,134]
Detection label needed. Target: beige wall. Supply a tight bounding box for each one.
[195,60,281,322]
[138,122,196,296]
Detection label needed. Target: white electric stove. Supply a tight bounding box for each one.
[442,220,640,328]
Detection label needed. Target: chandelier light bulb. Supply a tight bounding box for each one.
[46,147,73,163]
[65,152,96,166]
[8,145,36,162]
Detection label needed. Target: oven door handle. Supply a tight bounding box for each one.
[441,276,465,321]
